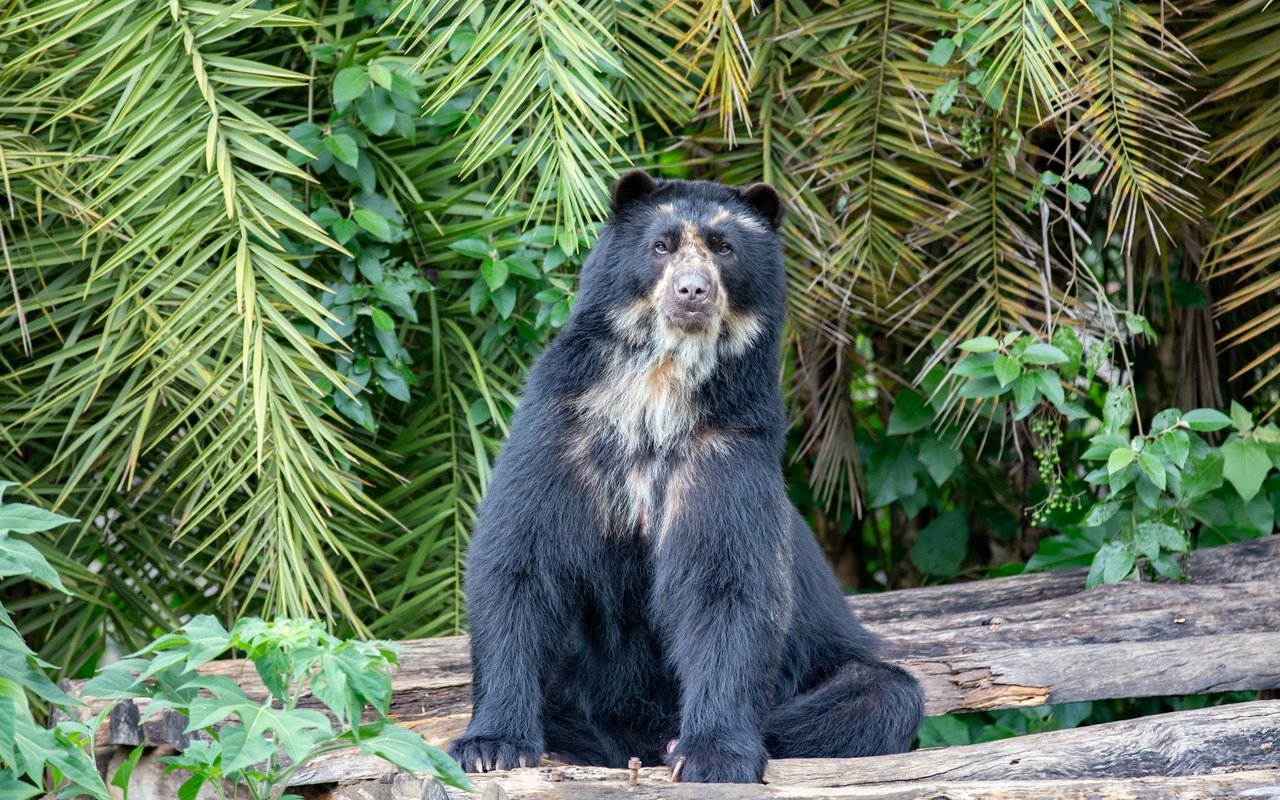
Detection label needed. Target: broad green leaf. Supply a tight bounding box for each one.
[1087,542,1135,588]
[355,724,473,790]
[1021,343,1069,365]
[356,89,397,136]
[1221,439,1271,502]
[368,63,393,89]
[1137,452,1166,491]
[909,510,968,577]
[490,284,517,319]
[1107,448,1135,475]
[333,67,369,109]
[927,38,956,66]
[0,504,77,535]
[886,392,934,435]
[449,239,493,260]
[958,336,999,353]
[916,436,962,486]
[993,355,1021,387]
[1182,409,1232,432]
[323,134,359,167]
[0,537,67,592]
[353,208,392,240]
[1230,401,1253,433]
[1083,499,1121,527]
[480,259,510,291]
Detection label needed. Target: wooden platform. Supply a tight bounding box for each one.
[70,536,1280,798]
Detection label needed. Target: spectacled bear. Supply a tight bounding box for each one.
[448,172,924,784]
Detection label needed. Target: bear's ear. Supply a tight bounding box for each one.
[611,170,657,214]
[741,182,784,231]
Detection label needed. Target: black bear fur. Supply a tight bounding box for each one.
[449,173,924,783]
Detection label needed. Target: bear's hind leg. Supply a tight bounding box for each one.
[764,659,923,759]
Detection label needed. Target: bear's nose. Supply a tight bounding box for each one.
[672,269,712,304]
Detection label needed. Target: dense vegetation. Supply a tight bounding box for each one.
[1,0,1278,780]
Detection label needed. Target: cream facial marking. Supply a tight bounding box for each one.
[709,205,765,233]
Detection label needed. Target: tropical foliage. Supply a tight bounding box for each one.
[1,0,1277,673]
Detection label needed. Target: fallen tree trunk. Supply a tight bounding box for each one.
[318,701,1280,796]
[67,537,1280,753]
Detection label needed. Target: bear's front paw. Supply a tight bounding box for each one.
[667,737,767,784]
[449,734,543,773]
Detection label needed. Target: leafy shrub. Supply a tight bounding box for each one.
[0,484,109,799]
[944,329,1280,585]
[83,617,472,800]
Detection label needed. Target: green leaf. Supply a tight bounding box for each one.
[549,300,571,328]
[1108,448,1135,475]
[929,78,960,116]
[353,208,392,240]
[1140,521,1187,553]
[1221,439,1271,502]
[1182,409,1233,432]
[355,724,473,791]
[1034,370,1065,407]
[449,239,493,260]
[1134,522,1160,562]
[370,307,395,333]
[1137,451,1166,491]
[1102,388,1135,434]
[1050,328,1084,381]
[1067,183,1091,204]
[993,355,1021,387]
[368,63,393,89]
[916,436,962,486]
[178,615,231,669]
[110,744,146,799]
[490,284,517,319]
[333,67,369,110]
[1230,401,1254,433]
[0,537,67,592]
[1021,343,1069,365]
[1086,542,1135,588]
[910,510,969,577]
[323,134,359,167]
[887,392,934,435]
[480,259,510,291]
[958,336,1000,353]
[1162,430,1191,469]
[927,38,956,66]
[1083,499,1121,527]
[0,503,77,535]
[356,89,397,136]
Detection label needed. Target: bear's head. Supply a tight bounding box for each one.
[574,171,786,361]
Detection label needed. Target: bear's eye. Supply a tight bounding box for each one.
[653,241,669,255]
[716,242,732,256]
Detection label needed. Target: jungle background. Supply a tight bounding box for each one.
[2,0,1279,758]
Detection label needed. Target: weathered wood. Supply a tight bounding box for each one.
[326,770,1280,800]
[64,537,1280,754]
[317,701,1280,795]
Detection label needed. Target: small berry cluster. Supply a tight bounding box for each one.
[1028,414,1081,526]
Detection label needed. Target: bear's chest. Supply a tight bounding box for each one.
[566,346,723,540]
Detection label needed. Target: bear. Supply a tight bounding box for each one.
[448,172,924,784]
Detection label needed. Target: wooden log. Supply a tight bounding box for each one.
[322,768,1280,798]
[64,537,1280,750]
[326,770,1280,800]
[316,701,1280,794]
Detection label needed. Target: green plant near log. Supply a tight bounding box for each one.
[0,486,109,799]
[82,617,472,800]
[947,332,1280,586]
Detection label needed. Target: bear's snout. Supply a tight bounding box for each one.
[672,269,713,304]
[664,266,719,331]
